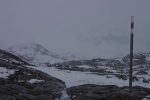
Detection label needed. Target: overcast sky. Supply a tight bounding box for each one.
[0,0,150,58]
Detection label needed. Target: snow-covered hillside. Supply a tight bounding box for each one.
[2,45,150,100]
[6,43,65,65]
[5,43,150,89]
[28,65,150,88]
[41,52,150,88]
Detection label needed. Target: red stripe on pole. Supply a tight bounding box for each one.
[131,22,134,29]
[131,16,134,29]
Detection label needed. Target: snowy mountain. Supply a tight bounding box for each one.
[1,47,150,100]
[1,44,150,99]
[4,43,150,88]
[6,43,66,65]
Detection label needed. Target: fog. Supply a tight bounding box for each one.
[0,0,150,58]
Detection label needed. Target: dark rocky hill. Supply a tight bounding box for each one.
[0,49,29,65]
[67,84,150,100]
[0,49,66,100]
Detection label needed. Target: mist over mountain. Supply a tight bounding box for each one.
[4,42,150,74]
[1,0,150,59]
[6,43,85,65]
[1,0,150,99]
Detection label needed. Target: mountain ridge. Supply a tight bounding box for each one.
[6,43,65,65]
[6,43,150,67]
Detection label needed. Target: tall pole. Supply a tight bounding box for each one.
[129,16,134,93]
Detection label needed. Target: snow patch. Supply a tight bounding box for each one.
[0,67,16,78]
[77,65,92,69]
[59,89,70,100]
[142,95,150,100]
[27,65,150,88]
[27,79,44,84]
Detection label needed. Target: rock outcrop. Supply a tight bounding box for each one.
[0,61,66,100]
[67,84,150,100]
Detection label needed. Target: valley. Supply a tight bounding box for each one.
[1,43,150,100]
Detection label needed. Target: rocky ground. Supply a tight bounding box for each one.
[0,60,65,100]
[67,84,150,100]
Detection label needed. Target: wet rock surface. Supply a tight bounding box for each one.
[67,84,150,100]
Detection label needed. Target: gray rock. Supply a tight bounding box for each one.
[67,84,150,100]
[0,94,16,100]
